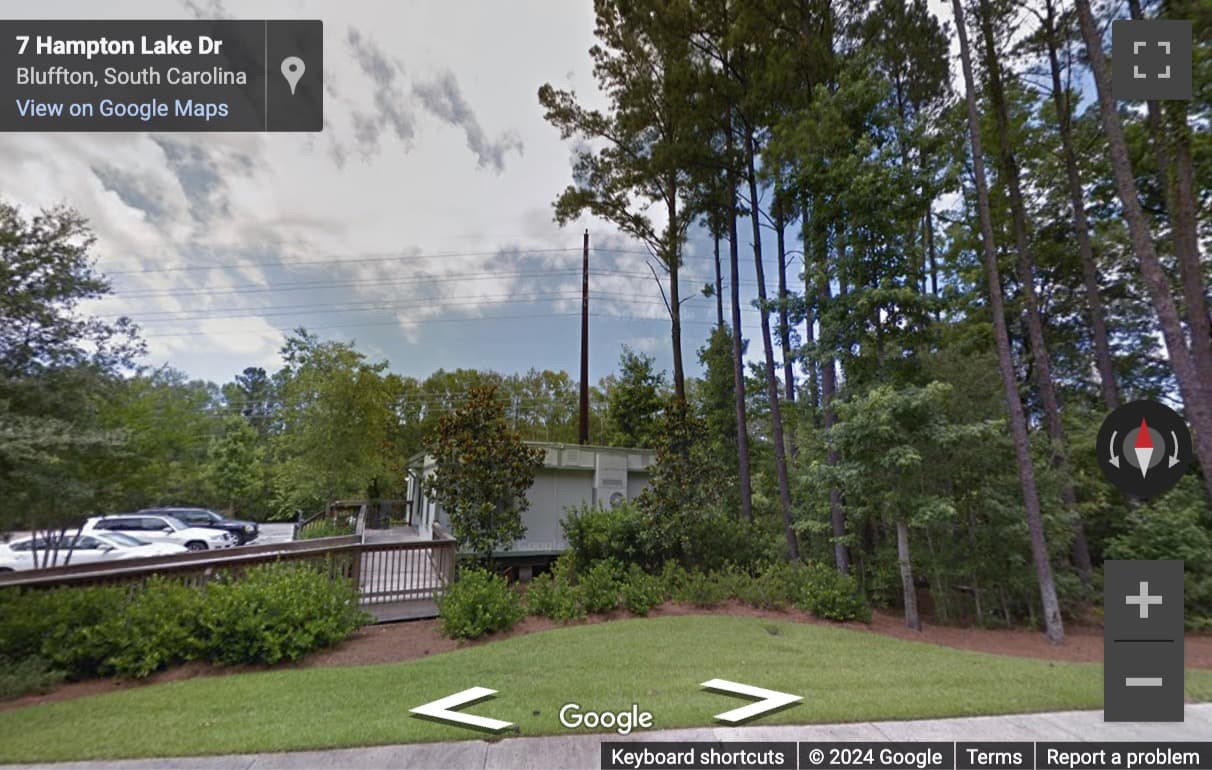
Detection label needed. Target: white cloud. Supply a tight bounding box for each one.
[3,0,731,383]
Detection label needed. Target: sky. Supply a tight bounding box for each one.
[1,0,974,388]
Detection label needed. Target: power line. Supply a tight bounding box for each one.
[112,291,684,324]
[139,311,579,338]
[101,246,670,276]
[101,267,661,300]
[138,309,751,339]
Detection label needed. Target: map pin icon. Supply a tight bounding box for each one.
[281,56,305,95]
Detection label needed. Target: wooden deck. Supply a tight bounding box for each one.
[366,598,440,622]
[357,525,449,622]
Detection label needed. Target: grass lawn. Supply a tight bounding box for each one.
[1,614,1210,763]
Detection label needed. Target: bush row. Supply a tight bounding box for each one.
[0,561,371,685]
[437,557,869,640]
[561,502,769,574]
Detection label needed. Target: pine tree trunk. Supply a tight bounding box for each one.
[926,209,940,321]
[820,250,849,575]
[776,210,796,408]
[713,230,725,328]
[1165,103,1212,404]
[1126,0,1212,396]
[776,206,797,461]
[1075,0,1212,507]
[979,0,1090,588]
[727,111,753,523]
[955,0,1065,644]
[667,189,686,407]
[1043,0,1119,410]
[897,518,921,630]
[746,128,799,561]
[803,199,820,415]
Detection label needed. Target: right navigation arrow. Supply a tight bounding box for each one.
[701,678,802,724]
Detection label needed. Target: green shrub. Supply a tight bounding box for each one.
[34,586,128,678]
[674,570,729,607]
[0,591,51,662]
[580,558,623,614]
[525,572,585,621]
[733,561,797,610]
[95,577,205,677]
[1105,485,1212,629]
[673,513,767,573]
[199,562,370,664]
[563,501,765,574]
[0,562,370,679]
[657,561,689,600]
[524,558,586,622]
[562,502,652,572]
[438,567,525,639]
[621,564,663,616]
[791,562,870,622]
[0,657,64,701]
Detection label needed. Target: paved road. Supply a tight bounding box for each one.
[5,705,1210,770]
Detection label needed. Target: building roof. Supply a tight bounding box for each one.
[408,441,655,473]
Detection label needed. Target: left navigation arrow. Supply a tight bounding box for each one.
[409,686,515,733]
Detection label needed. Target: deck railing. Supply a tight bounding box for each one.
[292,498,411,538]
[0,505,457,617]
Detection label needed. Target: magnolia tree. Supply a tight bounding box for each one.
[423,383,544,562]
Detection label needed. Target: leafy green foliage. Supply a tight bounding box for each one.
[198,563,369,665]
[423,383,545,560]
[297,519,356,539]
[621,563,663,616]
[95,368,222,511]
[0,657,64,701]
[0,202,142,531]
[438,567,525,640]
[563,499,763,574]
[207,414,266,517]
[537,0,704,398]
[634,403,769,567]
[0,563,369,679]
[0,201,143,378]
[732,561,798,610]
[93,578,206,677]
[524,572,586,622]
[562,502,653,572]
[1105,480,1212,629]
[30,586,128,677]
[599,347,667,448]
[791,562,872,622]
[524,556,586,622]
[579,558,623,614]
[671,570,731,608]
[270,330,411,518]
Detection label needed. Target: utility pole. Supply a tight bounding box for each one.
[579,230,590,444]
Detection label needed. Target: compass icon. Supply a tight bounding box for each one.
[1097,400,1192,499]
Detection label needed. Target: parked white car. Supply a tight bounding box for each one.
[89,531,190,558]
[82,514,234,551]
[0,531,185,571]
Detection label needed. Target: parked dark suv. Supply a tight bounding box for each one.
[137,507,260,545]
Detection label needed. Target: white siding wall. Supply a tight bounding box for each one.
[423,445,652,557]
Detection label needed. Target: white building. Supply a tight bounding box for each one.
[407,442,654,565]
